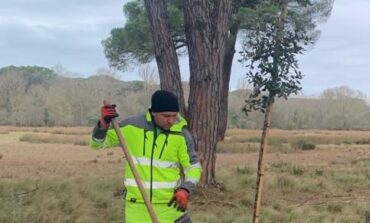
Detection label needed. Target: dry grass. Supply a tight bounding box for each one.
[190,158,370,222]
[1,126,370,222]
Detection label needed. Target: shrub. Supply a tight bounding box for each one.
[291,140,316,150]
[315,169,324,176]
[301,142,316,150]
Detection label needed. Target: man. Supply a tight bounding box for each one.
[89,90,202,223]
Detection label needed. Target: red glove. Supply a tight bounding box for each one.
[168,188,189,212]
[100,104,119,128]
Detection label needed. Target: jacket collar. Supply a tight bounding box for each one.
[145,111,187,132]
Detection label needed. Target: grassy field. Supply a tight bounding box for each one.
[0,126,370,222]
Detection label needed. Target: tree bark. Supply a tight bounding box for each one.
[366,211,370,223]
[143,0,186,115]
[218,23,239,141]
[183,0,232,186]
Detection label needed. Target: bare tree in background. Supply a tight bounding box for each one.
[138,64,159,97]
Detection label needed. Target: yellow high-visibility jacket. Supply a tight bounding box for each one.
[89,112,202,203]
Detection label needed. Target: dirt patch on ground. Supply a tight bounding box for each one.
[1,130,370,179]
[0,132,124,179]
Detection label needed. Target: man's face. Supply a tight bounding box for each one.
[152,112,178,130]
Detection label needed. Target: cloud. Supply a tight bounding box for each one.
[0,0,127,76]
[297,0,370,96]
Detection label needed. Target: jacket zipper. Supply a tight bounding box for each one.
[143,130,147,156]
[159,133,169,159]
[150,127,157,202]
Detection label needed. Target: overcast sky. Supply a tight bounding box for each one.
[1,0,369,97]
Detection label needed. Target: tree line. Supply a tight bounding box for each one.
[229,88,370,130]
[0,66,153,126]
[1,65,369,130]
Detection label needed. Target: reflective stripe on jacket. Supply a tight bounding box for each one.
[89,111,202,203]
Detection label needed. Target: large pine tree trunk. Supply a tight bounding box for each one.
[143,0,186,115]
[183,0,232,186]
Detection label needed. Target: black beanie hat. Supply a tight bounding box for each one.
[150,90,179,112]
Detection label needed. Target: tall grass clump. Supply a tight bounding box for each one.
[272,175,299,193]
[291,139,316,150]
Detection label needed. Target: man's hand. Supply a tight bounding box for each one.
[100,104,119,128]
[168,188,189,212]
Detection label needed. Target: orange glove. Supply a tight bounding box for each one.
[168,188,189,212]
